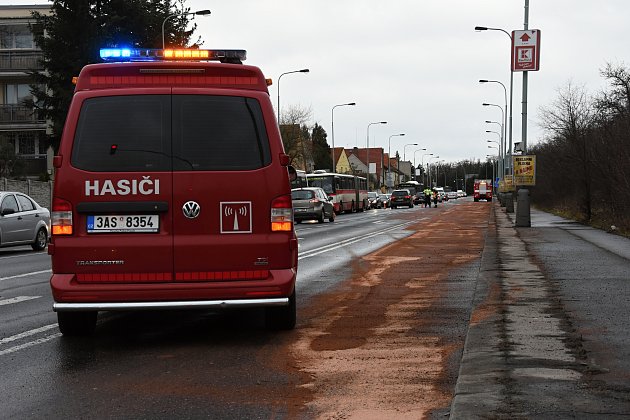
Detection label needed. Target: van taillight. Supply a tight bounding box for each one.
[52,197,73,235]
[271,195,293,232]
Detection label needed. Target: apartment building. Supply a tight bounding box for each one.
[0,4,51,179]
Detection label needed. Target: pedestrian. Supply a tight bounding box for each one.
[432,189,438,208]
[423,187,432,208]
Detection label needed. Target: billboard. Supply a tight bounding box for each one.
[513,155,536,186]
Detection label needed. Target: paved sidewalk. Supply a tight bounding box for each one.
[450,202,630,419]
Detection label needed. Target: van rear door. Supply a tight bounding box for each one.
[170,91,279,280]
[56,91,175,281]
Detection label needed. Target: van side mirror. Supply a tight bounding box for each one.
[287,165,297,182]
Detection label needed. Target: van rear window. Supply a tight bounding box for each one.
[71,95,271,172]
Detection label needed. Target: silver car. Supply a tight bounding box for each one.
[0,192,50,250]
[291,187,335,223]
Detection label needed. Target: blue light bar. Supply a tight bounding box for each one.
[99,48,247,63]
[100,48,132,59]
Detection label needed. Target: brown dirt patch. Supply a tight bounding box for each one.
[287,202,492,418]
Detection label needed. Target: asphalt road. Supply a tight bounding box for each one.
[0,202,436,418]
[3,199,628,418]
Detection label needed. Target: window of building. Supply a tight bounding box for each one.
[4,84,32,105]
[0,25,34,49]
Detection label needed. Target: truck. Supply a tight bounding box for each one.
[473,179,493,202]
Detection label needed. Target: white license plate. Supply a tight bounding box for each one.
[295,208,307,212]
[87,215,159,233]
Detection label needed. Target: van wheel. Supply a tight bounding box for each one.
[265,290,296,330]
[57,311,97,336]
[32,228,47,251]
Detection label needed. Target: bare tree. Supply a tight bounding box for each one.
[279,104,313,169]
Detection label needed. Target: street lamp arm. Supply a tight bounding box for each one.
[162,10,211,50]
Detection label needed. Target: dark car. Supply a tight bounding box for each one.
[368,192,382,209]
[0,191,50,251]
[413,191,425,205]
[390,189,414,209]
[292,187,335,223]
[379,194,390,208]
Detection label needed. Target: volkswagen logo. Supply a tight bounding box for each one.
[182,201,201,219]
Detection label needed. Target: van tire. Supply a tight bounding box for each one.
[57,311,97,336]
[265,290,296,330]
[32,228,47,251]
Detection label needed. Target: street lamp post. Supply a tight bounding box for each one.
[413,148,427,181]
[475,26,514,174]
[421,153,433,186]
[428,155,440,187]
[331,102,356,173]
[486,130,503,177]
[366,121,387,190]
[402,143,418,182]
[482,102,505,177]
[277,69,309,126]
[162,9,211,50]
[387,133,405,189]
[480,79,508,173]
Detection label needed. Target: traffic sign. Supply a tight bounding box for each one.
[511,30,541,72]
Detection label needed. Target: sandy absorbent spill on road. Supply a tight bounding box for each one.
[289,203,492,419]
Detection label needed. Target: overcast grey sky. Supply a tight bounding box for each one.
[186,0,629,164]
[13,0,630,164]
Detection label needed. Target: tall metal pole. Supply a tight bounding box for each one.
[522,0,529,153]
[331,103,356,173]
[387,133,405,190]
[367,121,387,190]
[277,69,309,126]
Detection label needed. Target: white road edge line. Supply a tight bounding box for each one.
[0,251,47,260]
[0,296,41,306]
[0,269,51,282]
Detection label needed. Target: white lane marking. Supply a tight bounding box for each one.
[0,333,62,356]
[0,251,47,260]
[0,269,51,282]
[0,324,58,345]
[0,296,40,306]
[298,221,415,260]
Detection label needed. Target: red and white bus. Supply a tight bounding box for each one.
[302,171,368,214]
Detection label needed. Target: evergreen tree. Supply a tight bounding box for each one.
[311,123,331,170]
[29,0,198,151]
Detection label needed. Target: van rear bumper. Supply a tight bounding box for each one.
[50,268,296,310]
[54,297,288,312]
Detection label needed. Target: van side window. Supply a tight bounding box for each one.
[172,96,271,171]
[71,95,172,172]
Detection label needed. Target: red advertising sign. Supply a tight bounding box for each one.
[512,30,541,71]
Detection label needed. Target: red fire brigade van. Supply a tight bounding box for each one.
[49,48,298,335]
[473,179,493,202]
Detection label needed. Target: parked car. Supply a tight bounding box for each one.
[292,187,335,223]
[457,189,466,198]
[390,189,414,209]
[0,191,50,251]
[379,194,390,208]
[368,192,383,209]
[447,191,458,200]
